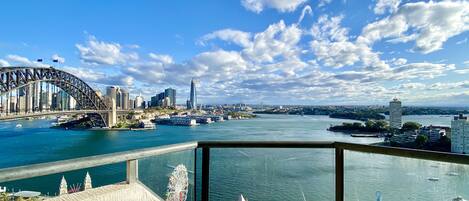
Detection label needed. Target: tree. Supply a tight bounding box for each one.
[374,120,388,130]
[402,122,421,131]
[415,135,428,147]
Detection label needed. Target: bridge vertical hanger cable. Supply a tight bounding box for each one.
[0,67,110,127]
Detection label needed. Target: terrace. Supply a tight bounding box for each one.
[1,141,469,201]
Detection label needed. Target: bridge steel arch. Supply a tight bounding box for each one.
[0,67,110,127]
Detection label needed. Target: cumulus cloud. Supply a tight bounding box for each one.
[0,59,10,67]
[241,0,307,13]
[148,53,174,64]
[374,0,400,15]
[199,29,252,48]
[360,0,469,54]
[51,54,65,63]
[62,66,134,86]
[242,20,302,64]
[76,35,138,65]
[5,55,49,67]
[310,15,388,69]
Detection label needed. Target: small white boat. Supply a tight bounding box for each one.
[453,196,467,201]
[448,172,460,176]
[15,124,22,128]
[238,194,248,201]
[428,177,440,181]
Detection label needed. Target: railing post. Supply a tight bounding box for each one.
[193,148,198,201]
[335,147,344,201]
[126,159,138,184]
[201,147,210,201]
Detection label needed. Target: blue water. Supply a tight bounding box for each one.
[0,114,467,200]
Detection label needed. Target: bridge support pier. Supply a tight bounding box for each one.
[107,97,117,128]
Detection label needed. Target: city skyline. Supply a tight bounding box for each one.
[0,0,469,106]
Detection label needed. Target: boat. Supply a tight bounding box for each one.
[238,194,248,201]
[428,177,439,181]
[453,196,467,201]
[15,124,22,128]
[448,172,460,176]
[351,134,379,138]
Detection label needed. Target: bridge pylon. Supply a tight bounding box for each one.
[106,97,117,128]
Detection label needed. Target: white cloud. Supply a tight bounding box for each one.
[243,20,302,64]
[399,82,426,90]
[241,0,307,13]
[51,54,65,63]
[199,29,252,48]
[0,59,10,67]
[360,0,469,54]
[374,0,400,15]
[76,35,138,65]
[297,5,312,24]
[62,66,133,86]
[456,38,467,45]
[148,53,173,64]
[5,55,49,67]
[454,68,469,74]
[310,15,388,69]
[391,58,407,65]
[318,0,332,7]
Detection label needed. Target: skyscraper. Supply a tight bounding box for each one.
[451,114,469,154]
[106,86,117,102]
[389,98,402,129]
[164,88,176,107]
[135,95,144,109]
[121,89,129,110]
[189,79,197,110]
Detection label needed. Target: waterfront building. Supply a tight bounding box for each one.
[164,88,176,107]
[419,125,447,143]
[188,79,197,110]
[389,98,402,129]
[451,114,469,154]
[170,116,197,126]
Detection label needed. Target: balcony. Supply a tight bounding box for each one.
[1,141,469,201]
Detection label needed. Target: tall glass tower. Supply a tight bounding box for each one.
[189,79,197,110]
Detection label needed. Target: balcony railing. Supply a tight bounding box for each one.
[1,141,469,201]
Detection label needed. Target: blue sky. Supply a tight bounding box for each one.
[1,0,469,106]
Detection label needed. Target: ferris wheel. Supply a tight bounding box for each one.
[166,164,189,201]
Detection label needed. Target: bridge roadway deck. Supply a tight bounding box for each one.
[0,110,131,121]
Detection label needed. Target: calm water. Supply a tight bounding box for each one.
[0,114,466,201]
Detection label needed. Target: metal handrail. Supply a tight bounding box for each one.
[0,141,198,182]
[2,140,469,201]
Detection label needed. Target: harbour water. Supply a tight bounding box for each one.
[0,114,467,200]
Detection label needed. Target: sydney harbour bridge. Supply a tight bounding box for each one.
[0,66,119,127]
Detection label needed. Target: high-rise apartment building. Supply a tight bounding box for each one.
[451,114,469,154]
[106,86,117,102]
[389,98,402,129]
